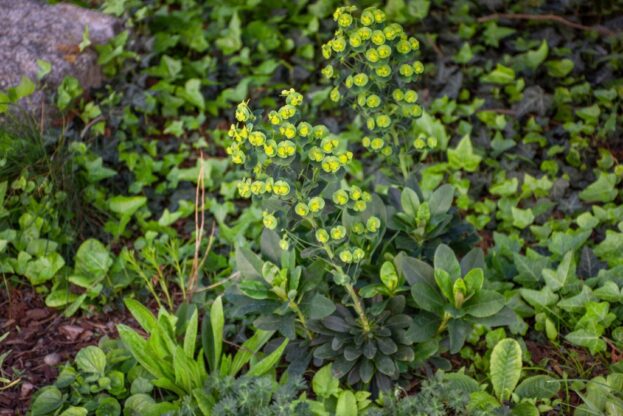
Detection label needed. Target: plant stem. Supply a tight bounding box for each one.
[289,300,314,340]
[345,283,371,334]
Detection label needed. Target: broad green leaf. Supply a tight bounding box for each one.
[75,346,106,375]
[463,268,484,294]
[490,338,522,402]
[429,184,454,215]
[302,293,336,320]
[74,239,112,280]
[60,406,88,416]
[400,187,420,218]
[235,246,263,279]
[434,244,461,280]
[515,375,560,399]
[30,386,63,416]
[411,282,444,314]
[463,290,505,318]
[24,252,65,285]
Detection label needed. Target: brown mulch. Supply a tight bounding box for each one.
[0,286,139,416]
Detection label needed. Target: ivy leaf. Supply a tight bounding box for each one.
[447,135,482,172]
[216,12,242,55]
[579,173,618,203]
[565,329,606,354]
[482,64,515,84]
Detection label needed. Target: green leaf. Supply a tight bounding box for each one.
[239,280,269,300]
[579,173,618,203]
[24,252,65,285]
[511,402,539,416]
[565,329,606,354]
[434,244,461,280]
[75,346,106,375]
[400,187,420,218]
[482,64,516,84]
[204,296,224,373]
[542,251,575,292]
[336,390,358,416]
[548,230,591,257]
[411,282,444,314]
[463,268,484,295]
[434,269,453,302]
[216,12,242,55]
[447,135,482,172]
[247,338,288,377]
[12,76,36,101]
[183,308,199,358]
[108,196,147,217]
[60,406,88,416]
[520,287,559,308]
[429,184,454,215]
[515,375,560,399]
[545,59,574,77]
[463,290,505,317]
[302,293,336,320]
[230,330,274,377]
[490,338,522,402]
[594,231,623,265]
[74,239,112,280]
[124,298,157,333]
[312,364,340,398]
[30,386,63,416]
[178,79,205,110]
[36,60,52,80]
[523,40,548,70]
[235,246,263,279]
[380,261,399,291]
[511,207,535,229]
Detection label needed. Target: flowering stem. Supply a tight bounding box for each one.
[345,283,371,334]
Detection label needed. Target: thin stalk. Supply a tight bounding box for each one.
[345,283,371,334]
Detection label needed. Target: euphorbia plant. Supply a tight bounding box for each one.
[227,90,384,344]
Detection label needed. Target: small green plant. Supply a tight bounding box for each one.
[403,244,512,354]
[117,297,288,413]
[467,338,561,415]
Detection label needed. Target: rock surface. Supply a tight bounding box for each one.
[0,0,120,114]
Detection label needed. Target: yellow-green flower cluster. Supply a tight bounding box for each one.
[228,90,377,240]
[322,6,426,155]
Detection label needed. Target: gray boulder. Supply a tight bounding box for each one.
[0,0,120,115]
